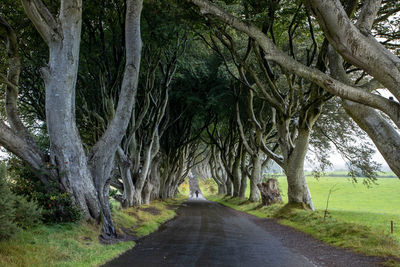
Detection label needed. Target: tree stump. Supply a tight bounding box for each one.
[257,179,282,206]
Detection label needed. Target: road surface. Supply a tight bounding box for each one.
[104,199,382,267]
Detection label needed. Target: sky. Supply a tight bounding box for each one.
[305,149,391,172]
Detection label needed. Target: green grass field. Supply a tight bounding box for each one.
[269,175,400,242]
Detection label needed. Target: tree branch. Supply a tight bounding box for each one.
[188,0,400,128]
[21,0,62,45]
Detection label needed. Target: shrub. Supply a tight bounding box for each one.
[0,162,44,240]
[8,158,81,223]
[39,189,81,223]
[13,195,42,229]
[0,163,18,240]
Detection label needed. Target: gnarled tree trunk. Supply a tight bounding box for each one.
[283,129,314,210]
[232,143,242,197]
[249,151,262,202]
[239,150,248,199]
[21,0,144,239]
[257,178,282,206]
[21,0,102,221]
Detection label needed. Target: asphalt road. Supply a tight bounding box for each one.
[103,199,381,267]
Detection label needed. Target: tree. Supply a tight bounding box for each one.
[304,0,400,178]
[187,0,400,209]
[0,0,144,238]
[193,1,331,208]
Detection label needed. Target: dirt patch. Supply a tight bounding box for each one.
[139,207,160,215]
[99,229,138,245]
[166,204,180,210]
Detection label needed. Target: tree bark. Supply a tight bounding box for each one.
[239,175,247,199]
[303,0,400,98]
[148,156,162,202]
[239,153,248,199]
[117,147,135,207]
[232,143,242,197]
[249,151,262,202]
[343,100,400,177]
[218,183,227,195]
[257,178,282,206]
[226,178,233,197]
[142,180,153,205]
[284,129,314,210]
[132,141,154,205]
[23,0,102,221]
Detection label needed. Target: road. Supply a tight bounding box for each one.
[104,199,381,267]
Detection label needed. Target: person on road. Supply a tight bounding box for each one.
[195,190,199,198]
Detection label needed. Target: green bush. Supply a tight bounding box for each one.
[8,158,81,223]
[0,163,18,240]
[0,162,43,240]
[13,195,42,229]
[39,189,81,223]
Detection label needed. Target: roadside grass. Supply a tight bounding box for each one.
[202,174,400,260]
[112,197,185,237]
[178,180,190,196]
[0,196,184,267]
[274,176,400,242]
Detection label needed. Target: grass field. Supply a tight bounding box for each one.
[271,175,400,241]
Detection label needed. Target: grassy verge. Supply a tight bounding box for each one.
[0,196,185,267]
[273,176,400,242]
[208,195,400,262]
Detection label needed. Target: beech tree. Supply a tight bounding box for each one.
[0,0,143,238]
[188,0,400,181]
[304,0,400,177]
[195,1,332,208]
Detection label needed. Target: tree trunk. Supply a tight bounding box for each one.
[117,147,135,207]
[20,0,144,239]
[88,0,144,238]
[232,145,242,197]
[239,151,248,199]
[218,183,227,195]
[284,129,314,210]
[132,142,154,205]
[142,180,153,205]
[343,100,400,177]
[249,152,262,202]
[36,1,101,222]
[257,179,282,206]
[226,178,233,197]
[150,158,162,201]
[160,166,170,199]
[239,174,247,199]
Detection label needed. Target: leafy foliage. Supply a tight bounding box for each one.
[0,163,18,240]
[310,99,381,183]
[12,195,42,229]
[0,163,42,240]
[8,158,81,223]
